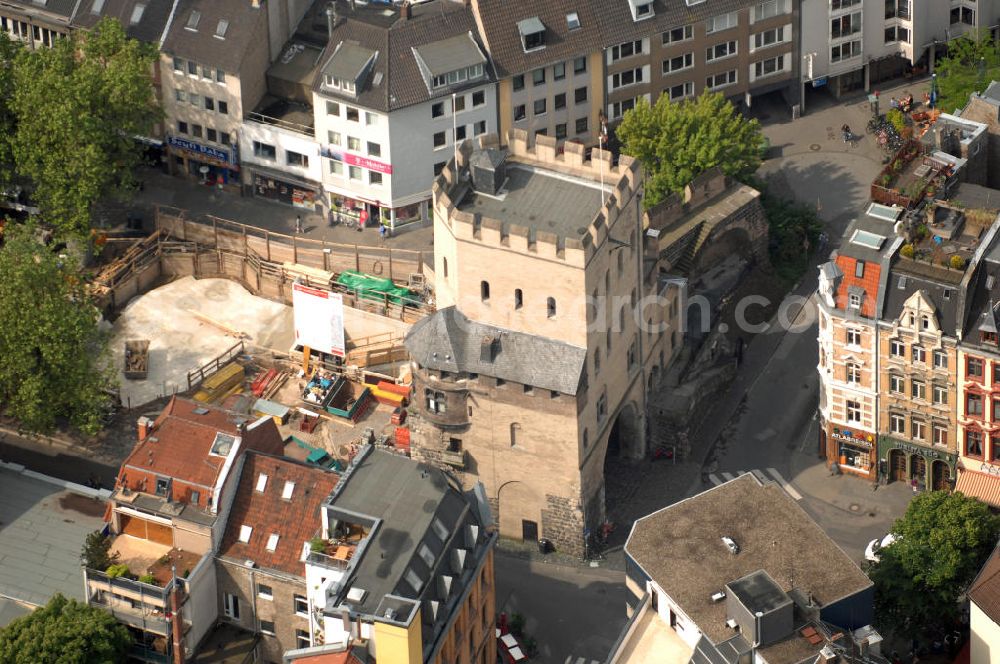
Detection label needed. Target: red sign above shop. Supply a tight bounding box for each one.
[344,153,393,175]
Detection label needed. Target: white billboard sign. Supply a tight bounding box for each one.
[292,283,345,357]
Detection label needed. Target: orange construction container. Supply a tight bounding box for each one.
[395,427,411,450]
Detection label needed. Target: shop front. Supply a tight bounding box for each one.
[249,166,321,212]
[877,436,957,491]
[826,424,876,478]
[167,136,239,191]
[321,147,427,231]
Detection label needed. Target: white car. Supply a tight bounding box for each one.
[864,533,898,562]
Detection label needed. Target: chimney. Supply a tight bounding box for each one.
[137,416,152,441]
[170,582,186,664]
[401,1,410,19]
[325,2,337,34]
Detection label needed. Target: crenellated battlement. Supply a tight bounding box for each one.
[431,132,643,267]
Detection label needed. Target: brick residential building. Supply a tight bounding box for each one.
[593,0,797,121]
[469,0,604,147]
[85,397,285,664]
[215,452,342,664]
[405,132,683,555]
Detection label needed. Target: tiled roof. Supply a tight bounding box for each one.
[881,270,960,338]
[161,0,264,74]
[72,0,177,43]
[315,0,489,113]
[0,0,79,20]
[471,0,602,77]
[590,0,759,49]
[834,255,881,318]
[625,475,872,645]
[219,453,340,577]
[405,306,587,395]
[969,540,1000,625]
[120,397,284,491]
[956,470,1000,509]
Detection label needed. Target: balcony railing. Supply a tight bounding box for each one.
[89,596,170,634]
[129,644,171,664]
[306,548,350,571]
[246,110,314,137]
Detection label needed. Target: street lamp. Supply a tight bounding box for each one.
[930,72,938,109]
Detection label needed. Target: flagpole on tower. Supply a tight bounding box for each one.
[599,116,608,207]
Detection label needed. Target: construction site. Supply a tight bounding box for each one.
[92,206,426,470]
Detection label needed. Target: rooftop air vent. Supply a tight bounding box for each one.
[726,618,738,629]
[721,536,739,555]
[711,591,726,603]
[346,587,367,603]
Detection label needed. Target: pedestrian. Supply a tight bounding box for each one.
[295,214,303,234]
[890,96,900,109]
[842,124,852,143]
[379,223,387,244]
[911,478,918,493]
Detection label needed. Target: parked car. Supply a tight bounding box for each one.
[864,533,898,562]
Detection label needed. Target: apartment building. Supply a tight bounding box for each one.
[300,447,497,664]
[404,132,683,555]
[800,0,1000,106]
[970,542,1000,664]
[593,0,797,122]
[470,0,603,146]
[0,0,75,48]
[215,452,341,663]
[955,242,1000,508]
[160,0,270,189]
[84,397,286,664]
[611,475,876,663]
[816,203,897,479]
[311,0,495,230]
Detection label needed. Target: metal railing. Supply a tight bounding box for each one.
[245,110,314,137]
[305,548,350,571]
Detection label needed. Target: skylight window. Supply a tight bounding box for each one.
[266,534,279,552]
[281,481,295,500]
[239,525,253,543]
[130,3,145,25]
[215,19,229,39]
[566,12,580,30]
[255,473,268,492]
[185,10,201,31]
[210,432,237,456]
[850,229,886,250]
[91,0,106,14]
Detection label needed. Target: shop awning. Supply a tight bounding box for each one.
[249,163,320,190]
[955,470,1000,508]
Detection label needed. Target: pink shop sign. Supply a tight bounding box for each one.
[344,153,393,175]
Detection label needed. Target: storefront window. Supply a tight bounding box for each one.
[394,202,423,226]
[839,440,871,472]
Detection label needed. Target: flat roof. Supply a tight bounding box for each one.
[268,42,325,87]
[457,163,609,240]
[625,475,872,645]
[727,570,790,614]
[0,466,105,606]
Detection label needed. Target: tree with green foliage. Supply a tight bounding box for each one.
[760,193,823,285]
[935,30,1000,113]
[0,226,115,434]
[7,17,158,237]
[0,594,131,664]
[0,33,19,188]
[80,531,119,571]
[616,91,765,208]
[870,491,1000,639]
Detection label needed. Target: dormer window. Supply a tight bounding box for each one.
[566,12,581,30]
[215,19,229,39]
[983,331,998,344]
[431,64,484,89]
[518,17,546,52]
[848,293,862,309]
[185,10,200,31]
[324,75,356,93]
[628,0,654,21]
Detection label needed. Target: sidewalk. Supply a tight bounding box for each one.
[122,168,434,253]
